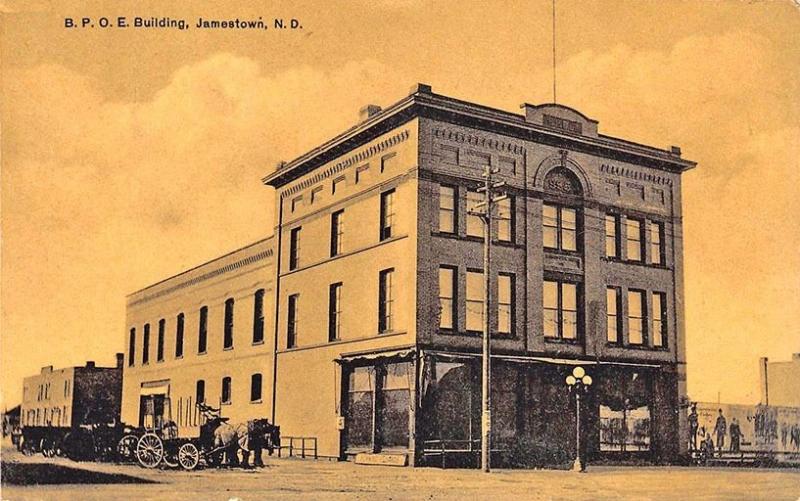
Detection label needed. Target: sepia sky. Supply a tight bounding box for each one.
[1,0,798,408]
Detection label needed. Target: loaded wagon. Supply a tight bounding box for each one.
[131,394,278,470]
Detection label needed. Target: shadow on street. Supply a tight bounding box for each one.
[1,461,158,486]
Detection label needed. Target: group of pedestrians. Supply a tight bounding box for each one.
[688,404,744,457]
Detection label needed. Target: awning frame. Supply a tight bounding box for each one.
[421,349,662,369]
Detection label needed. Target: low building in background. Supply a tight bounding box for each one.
[21,355,123,429]
[760,354,800,407]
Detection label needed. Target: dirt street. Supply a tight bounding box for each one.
[2,445,799,501]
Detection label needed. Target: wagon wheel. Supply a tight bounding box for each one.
[178,443,200,470]
[117,434,138,462]
[162,444,179,468]
[136,433,164,468]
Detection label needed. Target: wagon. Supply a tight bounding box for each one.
[132,396,229,470]
[20,422,134,462]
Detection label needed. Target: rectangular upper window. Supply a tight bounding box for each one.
[543,280,579,340]
[626,218,644,262]
[438,266,456,330]
[627,290,647,345]
[466,270,484,332]
[650,221,665,265]
[252,289,265,344]
[543,204,577,252]
[439,185,456,234]
[380,189,395,241]
[287,294,299,349]
[498,273,514,335]
[223,297,234,350]
[466,190,484,238]
[378,268,395,333]
[652,291,667,347]
[605,214,620,258]
[289,227,301,270]
[329,282,342,342]
[606,287,622,343]
[142,323,150,364]
[331,210,344,257]
[128,328,136,367]
[157,318,165,362]
[198,306,208,354]
[497,197,513,243]
[175,313,184,358]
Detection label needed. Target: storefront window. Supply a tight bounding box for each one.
[491,364,518,444]
[429,361,477,443]
[346,367,374,448]
[380,363,411,448]
[346,362,411,451]
[599,371,651,451]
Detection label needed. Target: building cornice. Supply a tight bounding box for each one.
[262,84,696,189]
[127,237,274,307]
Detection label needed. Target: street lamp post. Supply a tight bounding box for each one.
[565,366,593,472]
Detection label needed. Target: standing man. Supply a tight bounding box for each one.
[714,409,728,452]
[729,417,743,453]
[688,403,699,451]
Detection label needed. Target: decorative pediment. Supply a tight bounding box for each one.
[545,167,583,195]
[520,103,599,137]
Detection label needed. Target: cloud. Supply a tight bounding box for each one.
[1,54,405,405]
[548,31,799,402]
[2,28,798,406]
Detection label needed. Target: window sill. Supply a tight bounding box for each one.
[544,337,581,345]
[175,355,184,360]
[442,329,517,340]
[433,232,517,247]
[198,351,207,356]
[544,248,581,257]
[223,346,234,351]
[623,344,669,352]
[604,258,671,271]
[252,340,265,346]
[250,399,263,404]
[280,330,409,354]
[221,401,231,406]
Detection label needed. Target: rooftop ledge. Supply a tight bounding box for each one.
[262,83,696,188]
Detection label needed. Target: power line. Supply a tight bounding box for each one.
[552,0,557,104]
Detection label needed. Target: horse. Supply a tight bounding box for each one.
[211,417,280,467]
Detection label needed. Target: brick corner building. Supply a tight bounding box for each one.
[123,84,696,467]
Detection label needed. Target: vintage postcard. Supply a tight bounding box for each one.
[1,0,798,499]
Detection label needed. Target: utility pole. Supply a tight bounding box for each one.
[470,165,506,473]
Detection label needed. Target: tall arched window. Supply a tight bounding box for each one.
[223,298,235,349]
[250,373,263,402]
[542,167,584,253]
[221,376,232,404]
[253,289,265,344]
